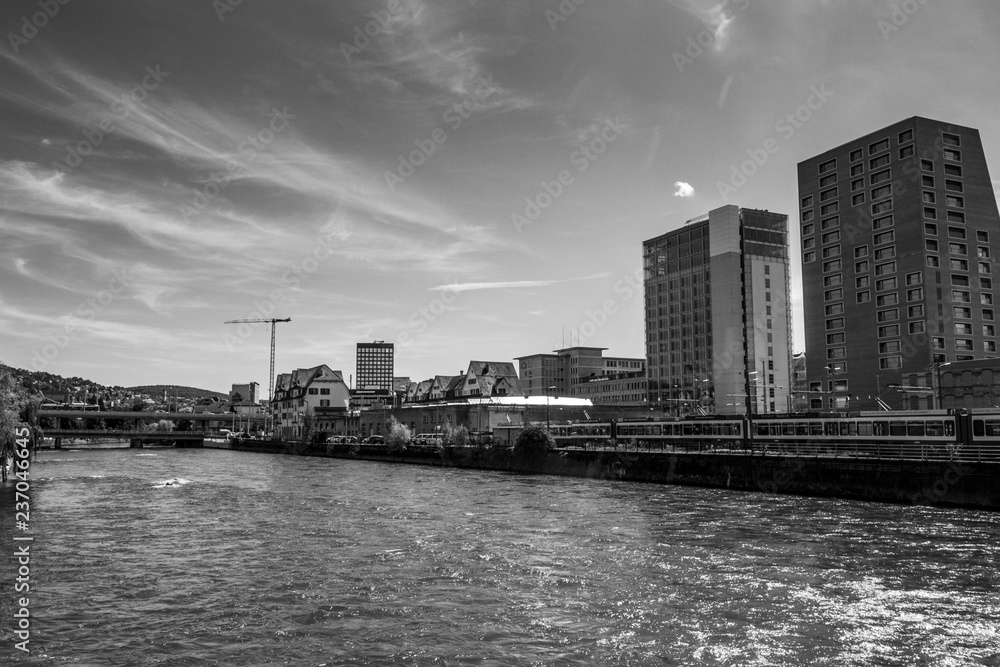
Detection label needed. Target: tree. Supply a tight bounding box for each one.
[385,417,411,454]
[513,424,554,459]
[442,424,469,448]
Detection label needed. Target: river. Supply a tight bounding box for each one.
[2,448,998,665]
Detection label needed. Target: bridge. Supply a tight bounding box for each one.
[37,410,268,448]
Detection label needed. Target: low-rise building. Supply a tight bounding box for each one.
[272,364,351,439]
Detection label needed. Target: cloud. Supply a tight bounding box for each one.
[429,272,612,292]
[673,181,695,197]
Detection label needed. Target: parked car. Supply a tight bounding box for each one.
[363,435,385,445]
[411,433,443,446]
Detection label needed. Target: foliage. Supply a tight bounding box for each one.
[442,424,469,448]
[1,367,39,454]
[300,407,315,445]
[148,419,176,432]
[386,417,411,453]
[513,424,555,459]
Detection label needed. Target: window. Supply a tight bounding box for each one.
[850,148,863,162]
[826,317,845,330]
[819,158,837,174]
[820,173,838,187]
[924,207,937,219]
[948,211,965,224]
[877,308,899,322]
[802,223,815,236]
[923,191,936,204]
[879,340,901,353]
[905,272,921,286]
[985,324,997,337]
[982,277,993,289]
[908,304,924,317]
[945,164,963,177]
[856,260,870,273]
[953,305,973,319]
[821,216,840,230]
[952,290,970,302]
[921,159,934,171]
[931,337,945,350]
[856,275,871,288]
[801,195,813,208]
[871,169,891,185]
[877,292,898,306]
[822,245,841,258]
[820,187,838,202]
[804,251,816,263]
[987,341,998,353]
[985,309,995,321]
[878,324,900,337]
[826,303,844,315]
[899,129,913,143]
[822,230,841,244]
[870,154,890,170]
[950,259,969,272]
[852,193,866,206]
[980,262,992,275]
[942,133,960,147]
[946,195,964,208]
[907,287,924,301]
[909,321,925,334]
[827,332,846,344]
[955,323,973,335]
[869,138,889,154]
[876,277,897,291]
[851,163,864,176]
[925,222,937,236]
[803,237,815,249]
[873,230,894,245]
[855,245,869,258]
[978,231,990,242]
[873,215,893,231]
[825,288,843,301]
[857,290,871,303]
[922,175,935,187]
[926,255,940,268]
[943,148,961,162]
[802,209,814,222]
[982,293,994,305]
[875,246,895,261]
[852,177,865,192]
[949,242,967,255]
[823,259,842,272]
[828,347,846,360]
[875,261,896,276]
[880,357,902,370]
[945,179,964,192]
[821,202,839,215]
[872,200,893,215]
[899,145,914,159]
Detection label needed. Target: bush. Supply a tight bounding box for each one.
[513,425,554,459]
[442,424,469,448]
[385,417,411,453]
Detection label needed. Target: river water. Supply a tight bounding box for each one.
[2,448,998,666]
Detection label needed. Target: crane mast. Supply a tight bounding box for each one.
[223,317,291,434]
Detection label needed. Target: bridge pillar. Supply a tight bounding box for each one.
[54,437,61,450]
[130,439,143,448]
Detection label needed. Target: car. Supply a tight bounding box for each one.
[363,435,385,445]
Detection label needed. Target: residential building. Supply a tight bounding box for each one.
[516,347,645,402]
[230,382,259,405]
[272,364,351,439]
[644,205,794,415]
[355,341,394,409]
[798,117,1000,411]
[454,361,523,399]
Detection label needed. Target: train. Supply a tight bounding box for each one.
[490,410,1000,463]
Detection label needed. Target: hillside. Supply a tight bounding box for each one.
[126,385,227,400]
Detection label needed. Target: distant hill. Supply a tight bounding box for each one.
[126,385,227,400]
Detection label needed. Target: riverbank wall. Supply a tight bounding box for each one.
[216,440,1000,510]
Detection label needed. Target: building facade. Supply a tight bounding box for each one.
[644,205,793,415]
[272,364,351,439]
[516,347,646,404]
[355,341,394,409]
[798,117,1000,411]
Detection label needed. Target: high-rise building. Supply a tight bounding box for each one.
[643,205,793,415]
[797,117,1000,411]
[356,341,394,391]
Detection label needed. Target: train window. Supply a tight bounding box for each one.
[873,421,888,436]
[824,422,837,436]
[856,422,871,436]
[907,421,925,437]
[889,421,907,436]
[925,421,944,437]
[984,420,1000,436]
[810,423,823,436]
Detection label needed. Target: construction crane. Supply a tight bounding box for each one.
[224,317,291,426]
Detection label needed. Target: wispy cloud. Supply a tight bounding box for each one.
[429,272,612,292]
[674,181,695,197]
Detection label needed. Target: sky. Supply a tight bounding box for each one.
[1,0,1000,395]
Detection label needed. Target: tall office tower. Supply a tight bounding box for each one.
[356,341,394,391]
[798,117,1000,411]
[643,205,793,415]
